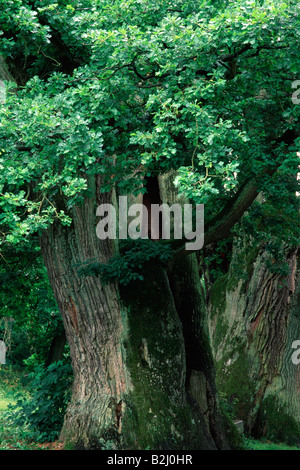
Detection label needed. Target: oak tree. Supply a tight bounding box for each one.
[0,0,299,449]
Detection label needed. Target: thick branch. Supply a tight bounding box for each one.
[173,128,299,258]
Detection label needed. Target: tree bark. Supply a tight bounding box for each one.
[39,174,230,449]
[208,237,300,442]
[45,327,67,367]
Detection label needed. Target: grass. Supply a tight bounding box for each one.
[244,438,300,451]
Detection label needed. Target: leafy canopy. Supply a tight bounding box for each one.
[0,0,299,251]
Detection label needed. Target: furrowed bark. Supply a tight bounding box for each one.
[39,174,230,449]
[40,178,129,448]
[208,238,300,443]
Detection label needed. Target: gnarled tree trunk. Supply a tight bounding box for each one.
[208,237,300,443]
[40,174,231,450]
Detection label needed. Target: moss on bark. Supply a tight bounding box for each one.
[208,237,300,444]
[119,263,221,450]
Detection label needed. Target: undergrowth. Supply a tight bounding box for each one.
[0,364,71,449]
[1,366,299,451]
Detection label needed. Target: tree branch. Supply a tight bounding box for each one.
[172,127,299,258]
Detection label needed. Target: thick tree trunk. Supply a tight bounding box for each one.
[208,237,300,443]
[40,181,129,448]
[39,175,230,450]
[167,255,229,450]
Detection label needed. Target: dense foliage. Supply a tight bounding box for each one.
[78,238,173,284]
[0,0,299,258]
[6,360,72,442]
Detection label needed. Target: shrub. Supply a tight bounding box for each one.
[78,238,173,285]
[7,360,73,442]
[22,353,42,372]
